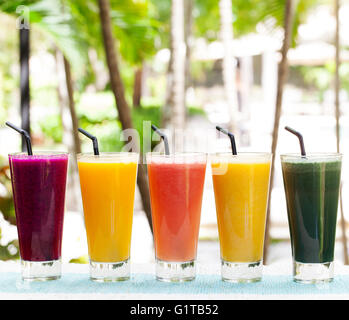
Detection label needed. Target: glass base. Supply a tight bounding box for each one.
[221,260,262,283]
[21,259,61,281]
[156,259,196,282]
[293,261,334,284]
[90,259,130,282]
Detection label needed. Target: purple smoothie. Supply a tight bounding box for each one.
[9,152,68,262]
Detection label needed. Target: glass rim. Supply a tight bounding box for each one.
[280,152,342,159]
[77,151,139,157]
[9,151,68,157]
[210,152,272,157]
[77,152,139,163]
[146,151,207,157]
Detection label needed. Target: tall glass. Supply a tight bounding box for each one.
[281,153,342,283]
[9,152,68,281]
[211,153,272,283]
[77,152,138,282]
[147,152,207,282]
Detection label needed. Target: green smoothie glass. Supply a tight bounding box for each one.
[281,153,342,284]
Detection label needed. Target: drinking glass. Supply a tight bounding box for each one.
[9,152,68,281]
[147,152,207,282]
[281,153,342,283]
[211,152,272,282]
[77,152,138,281]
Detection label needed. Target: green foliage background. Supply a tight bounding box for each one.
[0,0,331,262]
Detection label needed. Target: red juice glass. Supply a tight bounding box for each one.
[9,152,68,281]
[146,152,207,282]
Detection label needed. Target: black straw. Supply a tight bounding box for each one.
[78,128,99,155]
[151,124,170,155]
[285,126,306,157]
[6,121,33,155]
[216,126,237,155]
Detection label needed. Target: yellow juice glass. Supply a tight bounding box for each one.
[77,152,138,282]
[211,152,271,282]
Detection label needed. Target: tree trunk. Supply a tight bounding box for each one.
[97,0,153,232]
[55,0,81,157]
[133,66,143,108]
[184,0,193,104]
[219,0,238,133]
[63,56,81,155]
[55,49,81,212]
[263,0,295,264]
[19,27,30,150]
[163,0,186,133]
[334,0,348,265]
[162,52,173,127]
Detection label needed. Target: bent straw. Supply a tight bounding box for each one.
[78,128,100,155]
[216,126,237,155]
[284,126,306,157]
[6,121,33,155]
[151,124,170,155]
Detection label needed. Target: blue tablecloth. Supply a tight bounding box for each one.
[2,273,349,295]
[0,261,349,299]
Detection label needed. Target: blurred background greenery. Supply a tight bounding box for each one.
[0,0,348,263]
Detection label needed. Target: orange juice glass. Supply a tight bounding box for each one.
[147,152,207,282]
[77,152,138,281]
[211,153,271,282]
